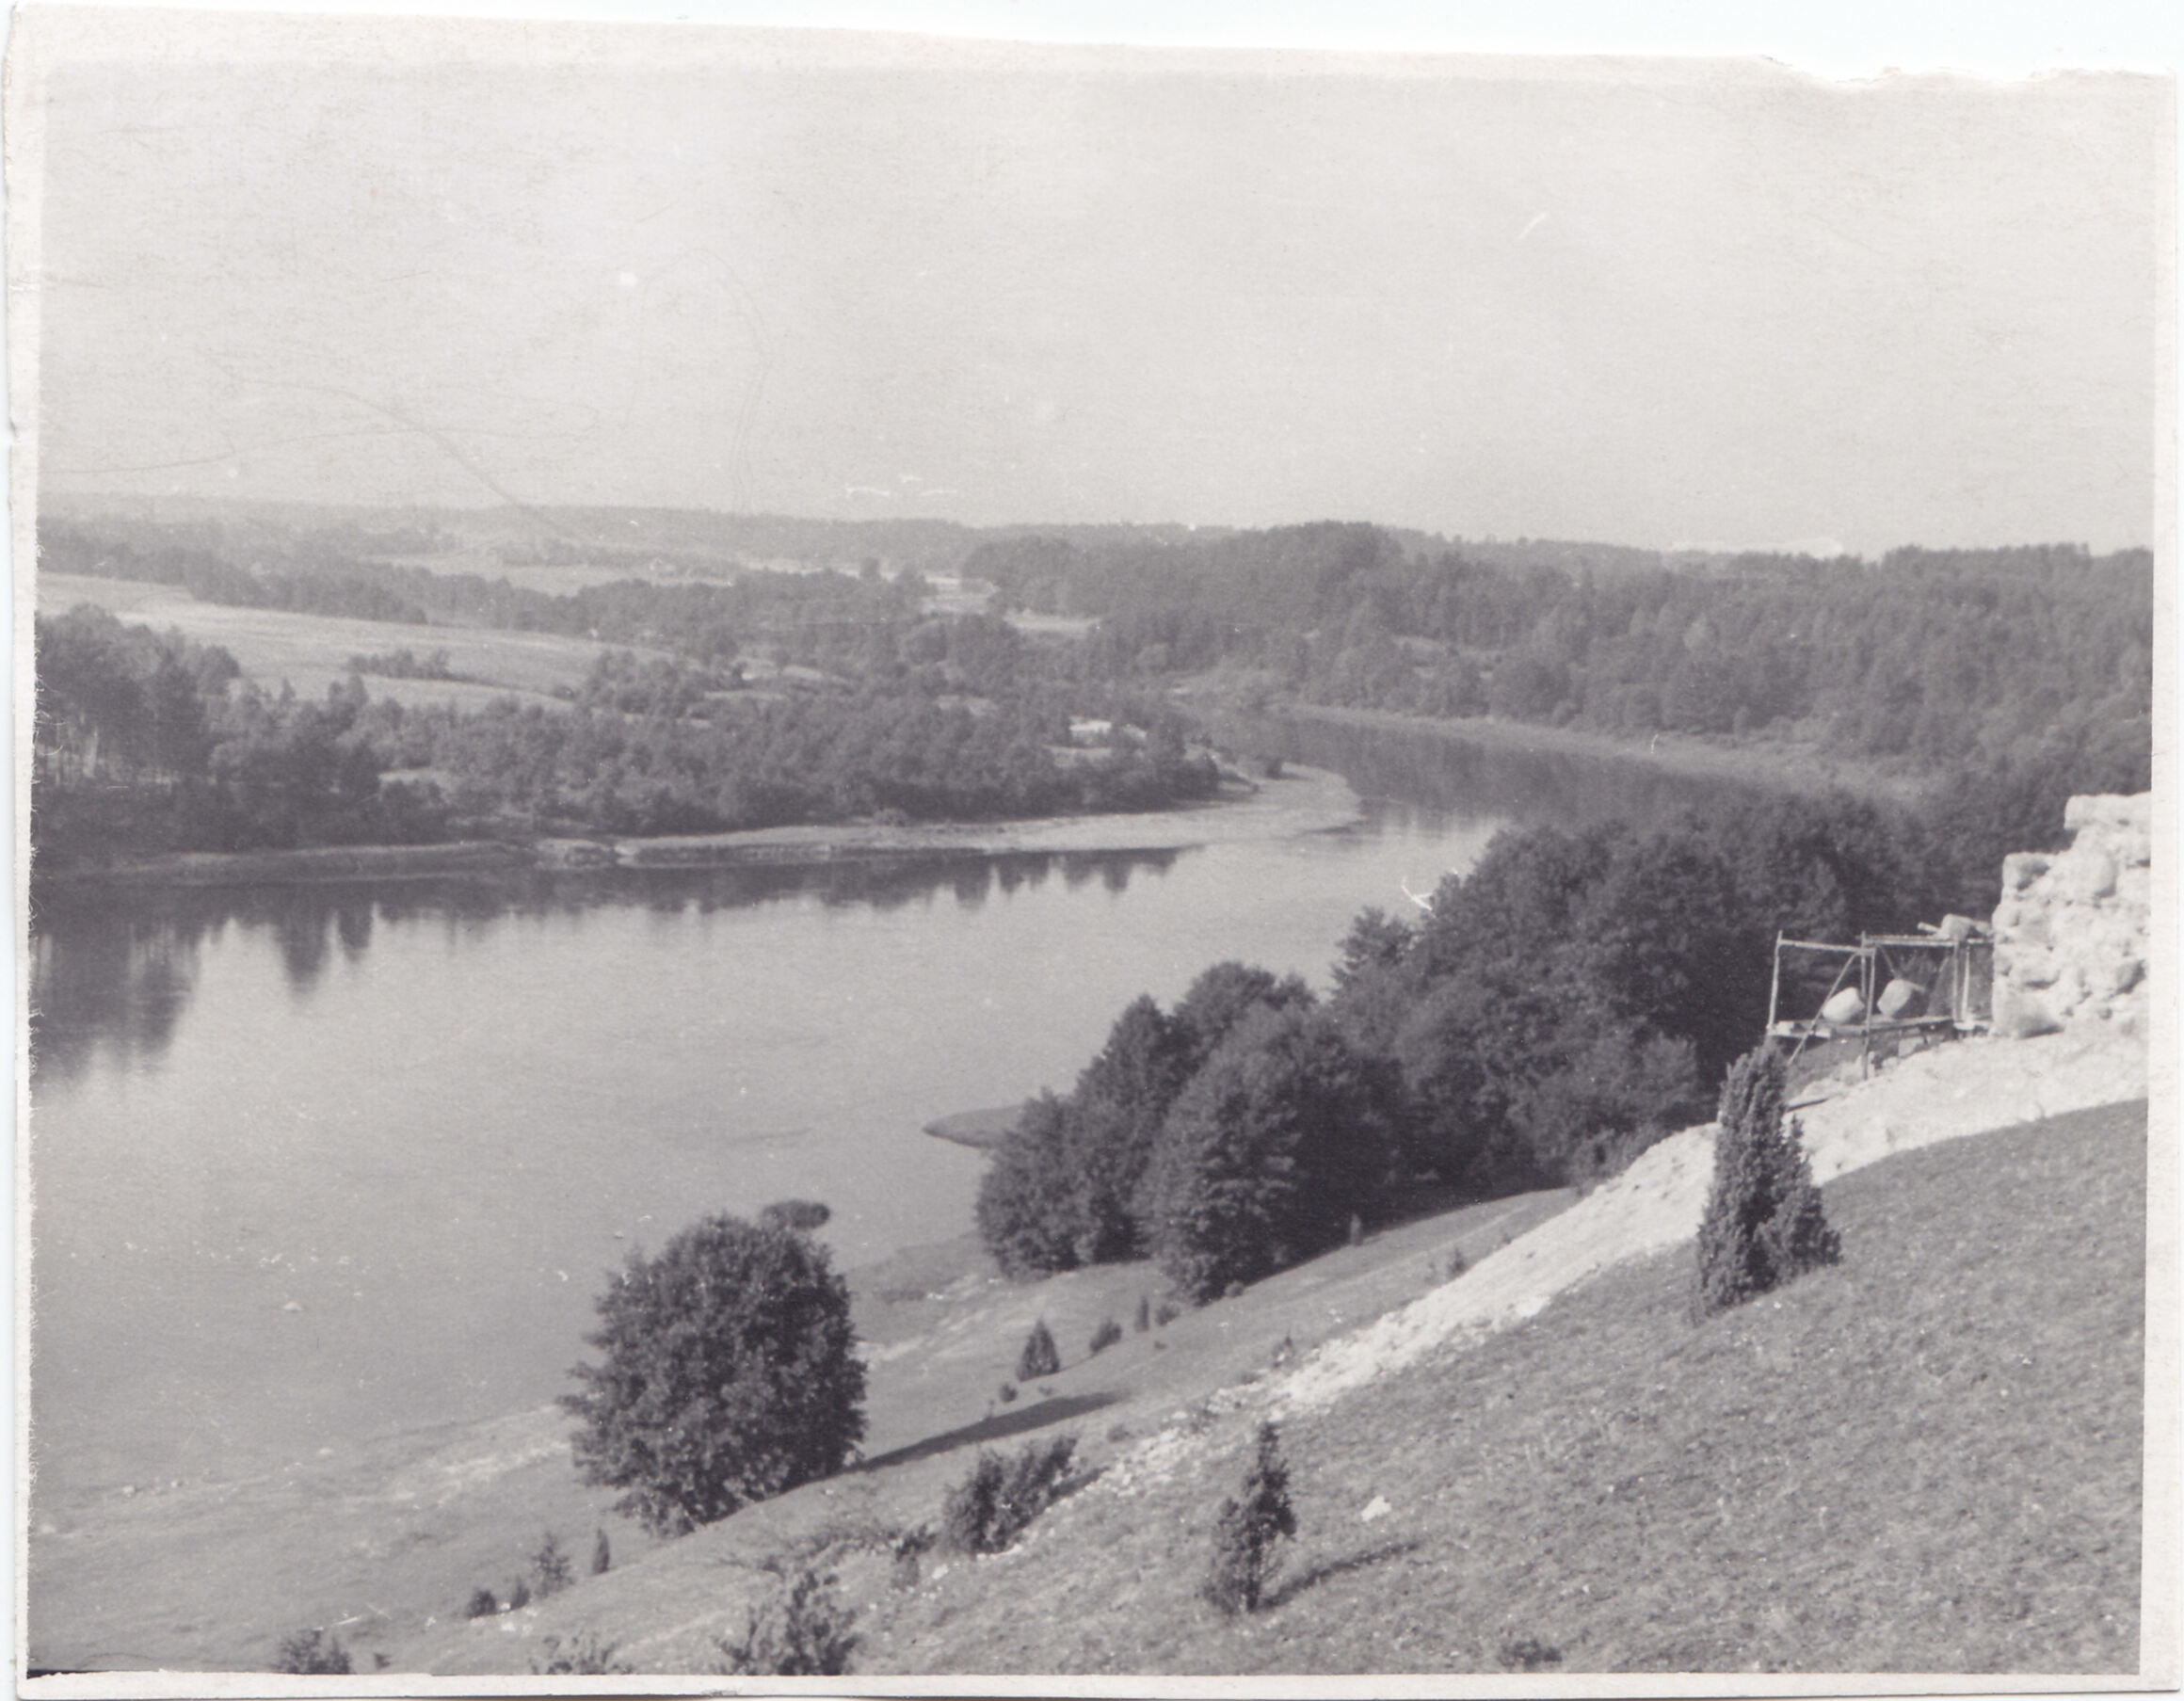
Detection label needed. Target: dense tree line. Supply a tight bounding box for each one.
[33,608,449,859]
[977,788,1958,1298]
[39,512,2149,896]
[971,523,2151,865]
[361,677,1216,837]
[55,514,2151,810]
[974,524,2146,762]
[31,607,1219,862]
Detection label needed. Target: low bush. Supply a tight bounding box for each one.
[272,1629,351,1675]
[759,1197,832,1233]
[996,1380,1017,1404]
[1016,1318,1061,1380]
[715,1566,858,1677]
[1498,1634,1564,1671]
[941,1433,1079,1555]
[1133,1294,1151,1332]
[531,1530,573,1597]
[1154,1301,1180,1327]
[890,1526,935,1590]
[1205,1421,1296,1615]
[506,1577,532,1612]
[590,1527,612,1576]
[463,1587,500,1620]
[1088,1317,1123,1356]
[532,1633,633,1676]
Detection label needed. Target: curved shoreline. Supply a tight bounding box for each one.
[31,765,1367,891]
[922,1103,1027,1150]
[1266,702,1927,805]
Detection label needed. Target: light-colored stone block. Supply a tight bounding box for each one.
[1995,987,2063,1038]
[2064,793,2149,835]
[2002,851,2051,892]
[2054,849,2118,903]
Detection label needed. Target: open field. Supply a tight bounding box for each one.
[416,562,743,596]
[36,572,655,709]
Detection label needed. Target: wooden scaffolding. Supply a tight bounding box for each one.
[1766,923,1994,1079]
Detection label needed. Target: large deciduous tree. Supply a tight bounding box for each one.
[562,1212,866,1536]
[1140,1007,1393,1302]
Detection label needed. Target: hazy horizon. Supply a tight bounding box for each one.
[14,15,2168,560]
[34,484,2154,567]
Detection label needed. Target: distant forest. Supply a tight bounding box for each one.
[970,522,2150,906]
[31,511,2151,880]
[969,522,2149,780]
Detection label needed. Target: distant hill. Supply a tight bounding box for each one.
[37,492,1741,583]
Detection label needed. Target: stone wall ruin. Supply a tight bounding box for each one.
[1990,793,2152,1039]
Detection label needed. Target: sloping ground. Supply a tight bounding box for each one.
[29,1185,1565,1675]
[24,1405,626,1677]
[390,1030,2148,1678]
[1279,1028,2144,1414]
[388,1188,1567,1677]
[874,1100,2145,1675]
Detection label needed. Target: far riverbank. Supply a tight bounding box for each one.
[30,766,1365,891]
[1256,703,1928,807]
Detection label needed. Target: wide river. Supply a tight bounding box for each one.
[27,719,1747,1510]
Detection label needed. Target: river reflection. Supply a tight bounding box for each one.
[25,731,1764,1512]
[1239,714,1748,835]
[28,847,1181,1084]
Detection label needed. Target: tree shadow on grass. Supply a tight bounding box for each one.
[1263,1538,1421,1610]
[852,1391,1124,1474]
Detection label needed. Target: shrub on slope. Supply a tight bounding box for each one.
[1693,1045,1839,1319]
[880,1102,2144,1675]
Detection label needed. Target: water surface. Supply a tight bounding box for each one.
[29,731,1748,1504]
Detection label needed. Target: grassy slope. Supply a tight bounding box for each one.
[29,1190,1565,1674]
[394,1101,2144,1677]
[874,1101,2144,1676]
[393,1189,1568,1676]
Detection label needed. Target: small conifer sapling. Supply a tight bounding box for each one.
[1205,1420,1297,1614]
[1016,1318,1061,1381]
[531,1530,573,1597]
[1693,1045,1841,1320]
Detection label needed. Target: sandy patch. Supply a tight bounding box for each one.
[620,764,1362,865]
[1272,1027,2147,1415]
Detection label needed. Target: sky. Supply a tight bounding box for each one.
[12,10,2173,556]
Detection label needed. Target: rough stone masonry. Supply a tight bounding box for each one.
[1991,793,2152,1039]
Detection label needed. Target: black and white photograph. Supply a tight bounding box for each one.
[8,5,2175,1690]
